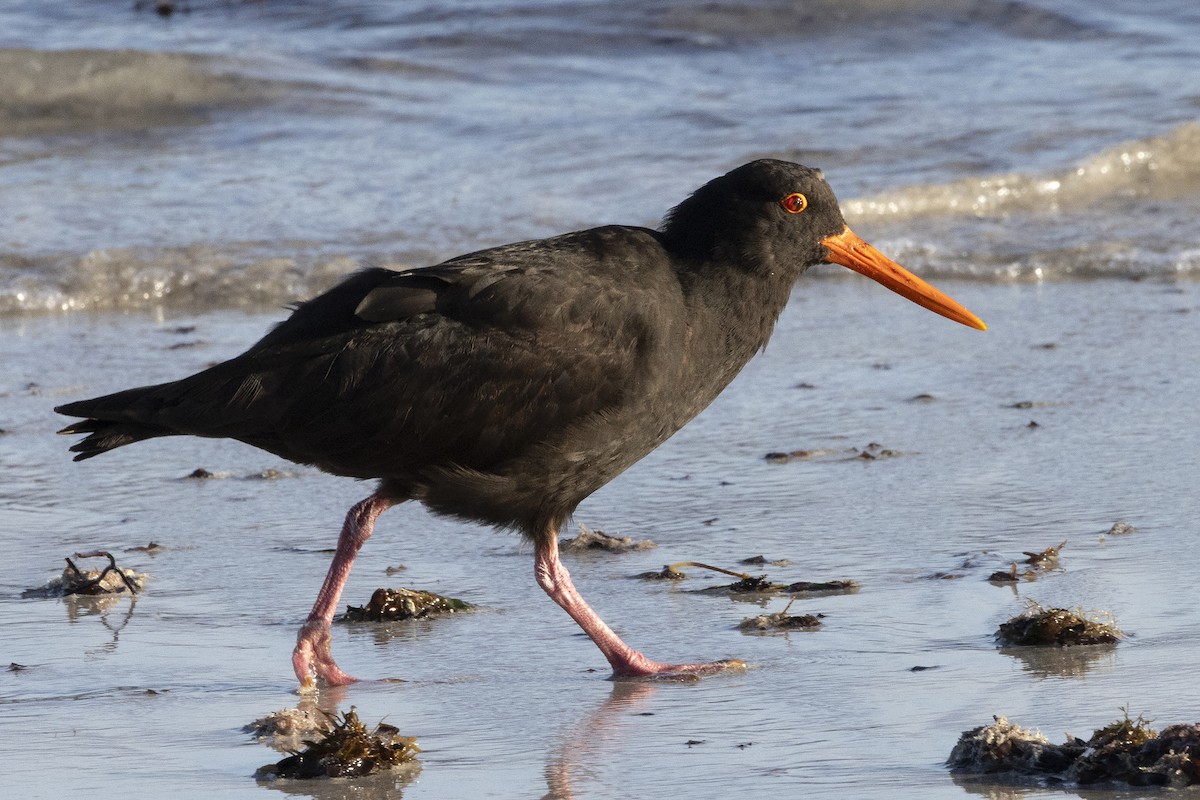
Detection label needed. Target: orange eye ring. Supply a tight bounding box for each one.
[780,193,808,214]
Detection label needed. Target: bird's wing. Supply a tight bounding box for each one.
[148,227,680,477]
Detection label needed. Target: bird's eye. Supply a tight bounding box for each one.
[780,193,808,214]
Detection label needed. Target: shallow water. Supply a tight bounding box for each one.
[3,0,1200,796]
[4,278,1200,798]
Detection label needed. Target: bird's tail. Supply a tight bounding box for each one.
[55,384,179,461]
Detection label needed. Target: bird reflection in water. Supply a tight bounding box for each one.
[542,681,662,800]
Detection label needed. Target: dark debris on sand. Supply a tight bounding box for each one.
[698,576,858,596]
[740,555,791,567]
[852,442,901,460]
[638,560,858,596]
[632,560,857,596]
[995,604,1122,647]
[21,551,146,597]
[635,565,688,580]
[764,442,898,464]
[246,706,332,750]
[783,579,858,594]
[1022,541,1066,567]
[707,574,774,593]
[987,564,1033,583]
[764,448,827,463]
[256,707,420,780]
[738,612,823,632]
[949,713,1200,788]
[986,541,1067,584]
[183,466,299,480]
[738,597,824,632]
[560,524,656,553]
[343,588,472,622]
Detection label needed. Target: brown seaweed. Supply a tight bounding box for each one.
[949,712,1200,788]
[256,707,419,780]
[782,579,858,594]
[764,442,898,464]
[246,706,332,749]
[631,560,856,596]
[343,588,472,622]
[561,524,656,553]
[739,555,791,567]
[22,551,146,598]
[738,597,824,632]
[1022,541,1066,566]
[985,541,1067,584]
[995,604,1122,646]
[987,562,1035,583]
[634,565,687,580]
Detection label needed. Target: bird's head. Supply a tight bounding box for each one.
[662,159,986,331]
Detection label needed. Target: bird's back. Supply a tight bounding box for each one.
[58,226,735,527]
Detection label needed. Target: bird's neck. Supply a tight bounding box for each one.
[681,256,799,378]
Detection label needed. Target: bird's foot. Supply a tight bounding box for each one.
[293,619,359,691]
[611,656,747,680]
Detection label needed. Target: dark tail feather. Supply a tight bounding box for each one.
[57,421,172,461]
[56,391,177,461]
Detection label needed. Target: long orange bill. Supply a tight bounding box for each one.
[821,226,987,331]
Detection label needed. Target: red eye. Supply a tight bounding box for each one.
[780,193,808,214]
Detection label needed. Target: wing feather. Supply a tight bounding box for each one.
[71,226,681,481]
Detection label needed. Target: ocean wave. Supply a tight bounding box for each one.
[837,124,1200,283]
[844,122,1200,220]
[0,245,369,315]
[856,229,1200,283]
[6,209,1195,317]
[655,0,1105,44]
[4,117,1198,315]
[0,47,285,138]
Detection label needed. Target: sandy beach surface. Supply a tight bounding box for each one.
[4,276,1199,798]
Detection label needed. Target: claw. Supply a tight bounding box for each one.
[614,658,747,680]
[293,619,358,688]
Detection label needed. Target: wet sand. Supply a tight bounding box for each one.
[3,277,1200,798]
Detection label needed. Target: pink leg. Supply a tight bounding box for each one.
[292,492,398,689]
[534,532,744,678]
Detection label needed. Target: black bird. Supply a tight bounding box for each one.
[57,160,985,688]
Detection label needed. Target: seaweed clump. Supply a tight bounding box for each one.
[949,713,1200,787]
[1022,541,1066,567]
[947,716,1059,776]
[561,524,655,553]
[703,575,857,596]
[21,551,146,597]
[764,442,896,463]
[738,598,824,632]
[719,574,775,593]
[635,565,687,580]
[245,706,331,748]
[344,588,471,622]
[783,579,858,594]
[995,604,1122,646]
[631,560,857,595]
[257,707,419,780]
[987,541,1066,583]
[739,555,790,567]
